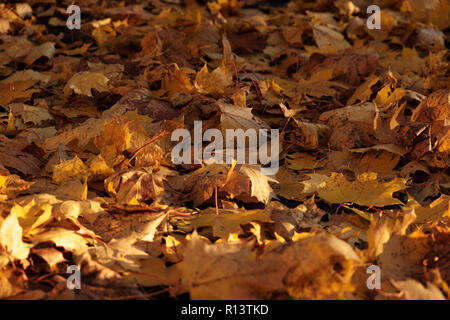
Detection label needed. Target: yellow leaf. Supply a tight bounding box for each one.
[286,152,325,170]
[403,195,450,223]
[0,267,27,299]
[93,116,149,167]
[31,228,91,257]
[43,117,107,154]
[157,64,194,98]
[195,63,233,96]
[365,219,392,259]
[122,257,181,288]
[12,200,53,236]
[303,172,408,206]
[177,207,272,239]
[0,174,33,199]
[52,155,88,184]
[89,154,115,180]
[56,178,88,200]
[374,86,406,109]
[0,212,30,267]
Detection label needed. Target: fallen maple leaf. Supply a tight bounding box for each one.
[0,174,34,199]
[0,80,38,106]
[218,100,271,131]
[52,155,88,184]
[179,231,361,299]
[105,167,174,205]
[0,211,30,268]
[64,71,109,97]
[302,172,408,207]
[89,212,167,271]
[195,63,233,96]
[177,207,272,238]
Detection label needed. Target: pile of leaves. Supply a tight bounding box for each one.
[0,0,449,300]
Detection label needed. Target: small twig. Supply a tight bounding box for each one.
[281,116,292,134]
[215,185,219,215]
[333,204,342,225]
[228,60,264,110]
[171,210,195,216]
[333,202,351,225]
[229,59,240,95]
[368,205,394,219]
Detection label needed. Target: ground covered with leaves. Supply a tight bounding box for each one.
[0,0,449,300]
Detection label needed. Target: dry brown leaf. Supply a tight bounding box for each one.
[105,167,174,205]
[179,231,361,299]
[391,279,445,300]
[0,174,34,199]
[195,63,233,96]
[64,71,109,97]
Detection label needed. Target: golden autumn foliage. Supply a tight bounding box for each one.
[0,0,449,300]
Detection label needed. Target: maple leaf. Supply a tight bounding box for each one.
[218,100,270,131]
[184,163,229,206]
[89,212,167,271]
[155,64,194,99]
[93,116,150,167]
[378,229,431,282]
[411,89,450,124]
[1,70,50,84]
[23,42,55,65]
[347,75,380,105]
[177,207,272,239]
[0,174,34,199]
[11,199,52,236]
[301,52,379,86]
[285,152,325,170]
[7,103,54,127]
[183,163,276,206]
[296,68,348,98]
[403,195,450,224]
[281,103,331,150]
[52,155,88,184]
[112,88,179,121]
[72,252,143,299]
[272,168,312,201]
[0,212,30,268]
[1,0,449,301]
[88,155,115,181]
[178,231,279,299]
[31,228,92,257]
[105,167,174,205]
[231,164,277,204]
[311,24,350,51]
[195,63,233,96]
[43,118,107,154]
[301,172,408,207]
[179,231,361,299]
[31,247,67,270]
[64,71,109,97]
[0,80,38,105]
[0,268,26,299]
